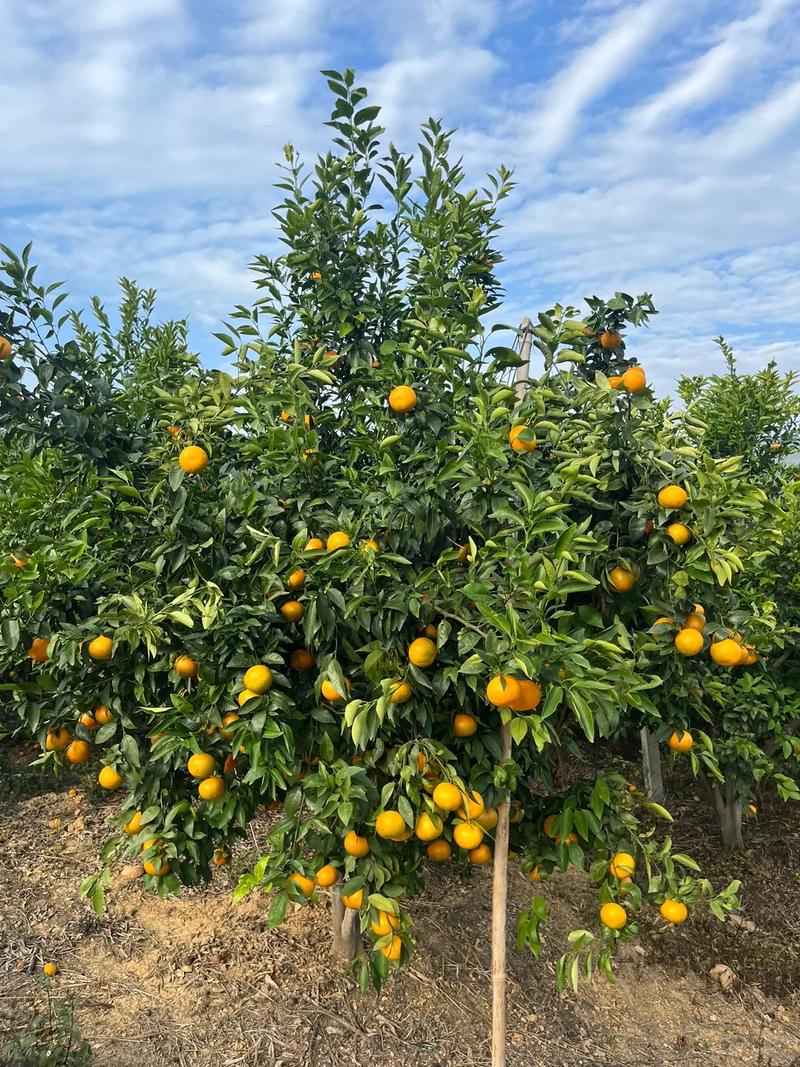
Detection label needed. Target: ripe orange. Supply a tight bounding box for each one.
[167,426,180,436]
[408,637,437,667]
[98,765,123,790]
[543,814,558,838]
[657,484,688,510]
[124,811,143,835]
[94,705,114,725]
[289,872,315,898]
[370,910,399,936]
[88,635,113,661]
[468,843,492,866]
[286,568,306,591]
[178,445,208,474]
[11,554,28,568]
[414,812,443,841]
[508,425,537,452]
[198,775,225,801]
[79,712,97,730]
[621,366,646,393]
[485,674,521,707]
[43,962,58,978]
[45,727,71,752]
[362,538,380,553]
[28,637,50,662]
[342,888,363,909]
[389,680,413,704]
[187,752,217,778]
[675,628,703,657]
[243,664,273,694]
[453,822,483,850]
[456,790,485,820]
[321,678,350,701]
[608,374,623,388]
[508,679,542,712]
[311,271,322,281]
[476,807,499,830]
[528,866,541,882]
[220,712,240,739]
[599,902,627,930]
[65,740,91,764]
[315,864,339,887]
[174,654,197,679]
[710,638,743,667]
[0,335,12,360]
[222,753,237,775]
[280,600,305,622]
[423,624,438,639]
[238,688,259,707]
[290,649,314,671]
[375,810,406,839]
[212,848,230,867]
[684,612,706,632]
[609,851,636,879]
[666,523,692,546]
[659,899,688,924]
[380,935,402,961]
[600,330,621,350]
[608,566,636,592]
[453,713,477,738]
[740,645,758,666]
[304,537,324,552]
[388,385,417,413]
[668,730,693,752]
[427,839,452,862]
[344,831,370,857]
[433,782,462,811]
[326,530,351,551]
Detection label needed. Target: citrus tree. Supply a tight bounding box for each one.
[0,71,754,1062]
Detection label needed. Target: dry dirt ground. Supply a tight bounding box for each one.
[1,743,799,1067]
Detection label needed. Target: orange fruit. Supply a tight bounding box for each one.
[380,935,402,961]
[423,624,438,639]
[287,568,306,591]
[476,807,498,830]
[674,628,703,657]
[684,612,706,632]
[543,814,558,838]
[371,910,399,936]
[342,888,363,909]
[507,679,542,712]
[344,831,370,857]
[88,635,113,661]
[178,445,208,474]
[666,523,692,545]
[608,566,636,592]
[710,638,743,667]
[389,680,412,704]
[433,782,462,811]
[198,775,225,801]
[321,678,351,701]
[326,530,351,551]
[528,866,541,882]
[94,705,114,725]
[311,271,322,281]
[212,848,230,867]
[289,872,315,898]
[375,810,406,840]
[414,812,443,841]
[599,902,627,930]
[659,899,688,924]
[280,600,305,622]
[220,712,240,739]
[167,426,180,436]
[0,335,12,360]
[43,962,58,978]
[238,688,259,707]
[187,752,217,778]
[65,740,91,764]
[668,730,693,752]
[222,753,237,774]
[608,374,623,388]
[388,385,417,413]
[453,713,477,738]
[657,484,688,510]
[290,649,314,671]
[304,537,324,552]
[600,330,621,350]
[508,425,537,452]
[408,637,437,668]
[174,654,197,678]
[456,790,485,820]
[486,674,522,707]
[468,843,492,865]
[427,839,452,862]
[28,636,50,661]
[740,646,758,666]
[79,712,97,730]
[98,765,123,790]
[609,851,635,879]
[243,664,273,694]
[124,811,143,835]
[45,727,71,752]
[315,865,339,887]
[621,366,646,393]
[362,538,380,553]
[453,822,484,850]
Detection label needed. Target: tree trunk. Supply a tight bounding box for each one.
[640,727,665,803]
[331,885,360,960]
[711,780,744,849]
[491,720,513,1067]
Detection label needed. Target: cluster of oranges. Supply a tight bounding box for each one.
[599,851,687,930]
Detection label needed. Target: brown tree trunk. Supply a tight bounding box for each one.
[491,720,513,1067]
[640,726,665,803]
[331,885,360,960]
[711,780,744,849]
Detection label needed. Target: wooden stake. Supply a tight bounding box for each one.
[640,726,665,804]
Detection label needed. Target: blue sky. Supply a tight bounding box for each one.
[2,0,800,393]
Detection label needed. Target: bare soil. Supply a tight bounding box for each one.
[1,743,798,1067]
